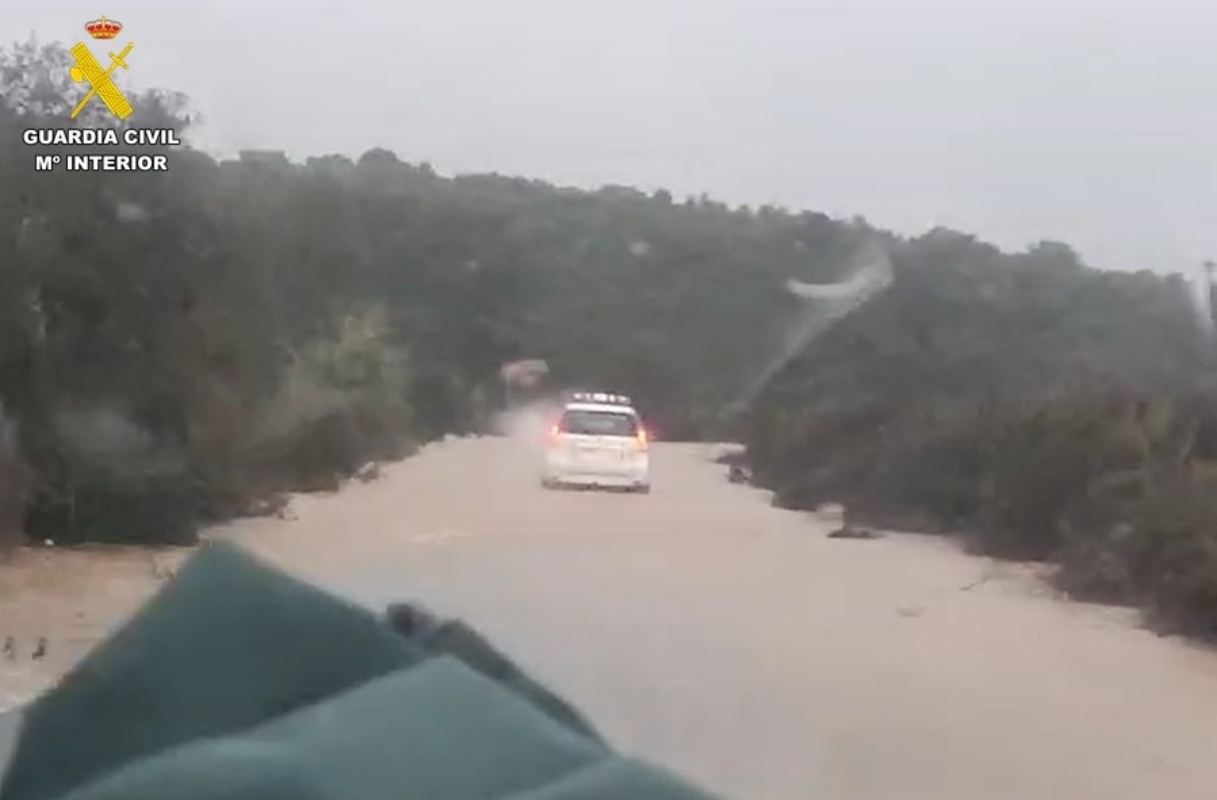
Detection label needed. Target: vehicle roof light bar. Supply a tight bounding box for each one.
[569,391,633,406]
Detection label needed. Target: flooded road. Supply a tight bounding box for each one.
[6,435,1217,798]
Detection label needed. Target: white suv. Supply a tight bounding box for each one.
[541,392,651,493]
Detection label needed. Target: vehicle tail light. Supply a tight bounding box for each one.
[547,423,562,442]
[637,426,649,449]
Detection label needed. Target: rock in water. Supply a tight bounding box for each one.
[816,504,884,538]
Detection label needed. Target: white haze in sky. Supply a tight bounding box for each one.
[9,0,1217,275]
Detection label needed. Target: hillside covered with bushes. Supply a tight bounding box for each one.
[0,40,866,545]
[744,232,1217,635]
[4,40,1217,635]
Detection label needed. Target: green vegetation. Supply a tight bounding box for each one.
[745,235,1217,636]
[4,41,1217,635]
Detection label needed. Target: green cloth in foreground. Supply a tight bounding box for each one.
[0,541,717,800]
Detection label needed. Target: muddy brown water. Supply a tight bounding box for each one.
[5,436,1217,798]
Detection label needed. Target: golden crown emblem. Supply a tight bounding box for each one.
[84,16,123,40]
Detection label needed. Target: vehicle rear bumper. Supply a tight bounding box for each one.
[542,461,649,489]
[546,474,649,489]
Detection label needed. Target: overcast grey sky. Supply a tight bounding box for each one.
[12,1,1217,273]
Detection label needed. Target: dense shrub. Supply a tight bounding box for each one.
[746,246,1217,635]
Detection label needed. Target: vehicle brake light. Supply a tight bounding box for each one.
[548,423,562,441]
[637,427,649,448]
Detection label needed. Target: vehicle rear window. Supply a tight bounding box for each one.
[560,410,639,437]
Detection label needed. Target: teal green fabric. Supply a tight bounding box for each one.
[384,602,606,744]
[0,541,718,800]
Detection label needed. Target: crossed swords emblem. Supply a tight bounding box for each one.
[68,40,135,119]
